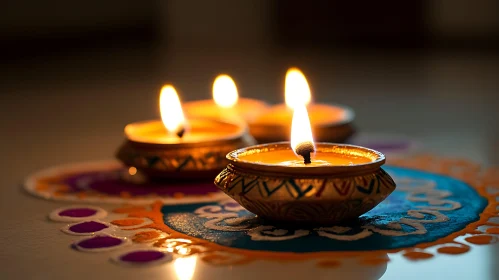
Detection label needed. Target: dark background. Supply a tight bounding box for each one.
[3,1,499,57]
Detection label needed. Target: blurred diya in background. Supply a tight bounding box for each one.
[215,75,395,224]
[116,85,255,180]
[249,68,355,143]
[184,74,270,123]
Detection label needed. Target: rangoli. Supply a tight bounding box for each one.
[35,156,498,267]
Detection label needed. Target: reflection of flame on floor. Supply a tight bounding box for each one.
[174,256,197,280]
[162,238,193,254]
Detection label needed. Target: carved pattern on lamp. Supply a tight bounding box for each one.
[117,134,255,179]
[214,147,397,224]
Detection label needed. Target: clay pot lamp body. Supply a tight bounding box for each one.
[117,85,255,180]
[215,74,395,225]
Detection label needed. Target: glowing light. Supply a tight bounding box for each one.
[128,167,137,175]
[174,256,197,280]
[177,247,190,255]
[159,85,187,136]
[290,103,315,158]
[213,74,238,108]
[285,68,311,109]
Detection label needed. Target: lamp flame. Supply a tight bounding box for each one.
[213,74,238,108]
[285,68,311,109]
[159,85,187,136]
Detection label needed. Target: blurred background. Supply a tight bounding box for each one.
[0,0,498,172]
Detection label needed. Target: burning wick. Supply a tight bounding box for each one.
[176,127,186,138]
[295,141,315,164]
[290,103,315,165]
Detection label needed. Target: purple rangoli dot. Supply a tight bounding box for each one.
[59,208,97,218]
[77,235,123,249]
[69,221,108,233]
[120,251,166,263]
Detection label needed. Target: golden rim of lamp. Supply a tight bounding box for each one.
[227,142,386,177]
[123,119,249,147]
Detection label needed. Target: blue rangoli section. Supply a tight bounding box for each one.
[161,166,487,252]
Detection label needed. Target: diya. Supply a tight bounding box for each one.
[116,84,256,180]
[249,67,355,143]
[215,102,396,224]
[184,74,270,123]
